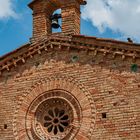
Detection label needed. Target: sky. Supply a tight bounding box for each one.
[0,0,140,56]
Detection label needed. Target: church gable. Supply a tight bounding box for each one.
[0,34,140,75]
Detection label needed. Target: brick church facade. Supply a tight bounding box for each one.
[0,0,140,139]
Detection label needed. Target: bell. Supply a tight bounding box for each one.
[82,0,87,5]
[51,19,60,29]
[51,14,61,29]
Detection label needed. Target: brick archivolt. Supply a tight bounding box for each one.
[13,75,96,140]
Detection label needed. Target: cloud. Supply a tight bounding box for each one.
[82,0,140,41]
[0,0,17,19]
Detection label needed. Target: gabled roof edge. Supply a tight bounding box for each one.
[0,43,30,61]
[0,34,140,75]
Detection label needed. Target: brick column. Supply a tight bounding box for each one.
[32,12,51,40]
[61,4,81,35]
[29,1,55,42]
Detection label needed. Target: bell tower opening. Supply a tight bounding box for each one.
[51,9,62,33]
[28,0,87,41]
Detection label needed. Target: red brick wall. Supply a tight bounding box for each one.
[31,1,53,41]
[0,49,139,139]
[32,13,51,40]
[61,4,80,35]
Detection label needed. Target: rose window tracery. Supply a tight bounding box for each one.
[43,107,70,135]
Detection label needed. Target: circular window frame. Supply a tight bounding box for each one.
[35,97,74,137]
[25,90,82,140]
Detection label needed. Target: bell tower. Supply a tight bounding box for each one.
[28,0,87,41]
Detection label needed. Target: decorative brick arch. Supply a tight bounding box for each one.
[13,75,96,140]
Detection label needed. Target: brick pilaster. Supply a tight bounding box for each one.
[62,5,80,35]
[32,13,51,40]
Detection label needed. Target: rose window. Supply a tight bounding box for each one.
[23,90,85,140]
[34,97,74,139]
[44,108,69,135]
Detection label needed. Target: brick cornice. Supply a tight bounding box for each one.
[28,0,86,9]
[0,34,140,75]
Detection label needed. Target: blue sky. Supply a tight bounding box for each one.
[0,0,32,56]
[0,0,140,56]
